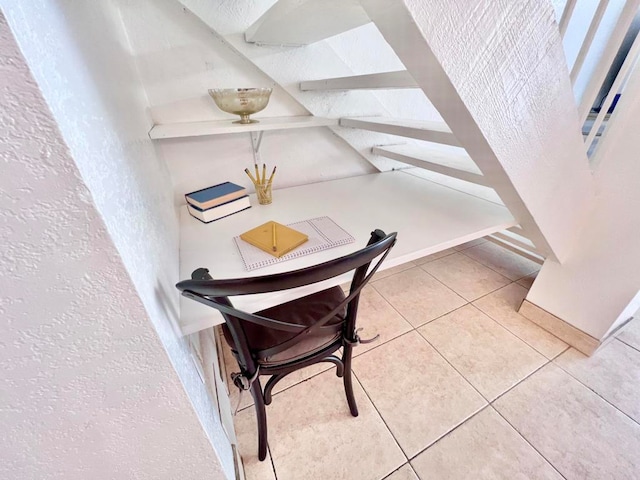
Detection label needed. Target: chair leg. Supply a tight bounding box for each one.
[342,345,359,417]
[249,378,268,461]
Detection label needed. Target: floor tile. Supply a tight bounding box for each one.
[473,284,567,359]
[384,464,419,480]
[453,238,487,251]
[352,286,413,357]
[419,305,547,400]
[516,271,538,289]
[461,242,540,281]
[372,261,417,282]
[353,332,486,458]
[554,340,640,423]
[494,364,640,480]
[411,407,562,480]
[617,318,640,351]
[373,267,466,327]
[413,248,457,265]
[234,408,276,480]
[421,253,510,301]
[265,370,405,480]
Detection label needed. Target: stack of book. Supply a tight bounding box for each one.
[185,182,250,223]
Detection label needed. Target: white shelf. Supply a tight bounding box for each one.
[178,170,516,335]
[149,116,338,140]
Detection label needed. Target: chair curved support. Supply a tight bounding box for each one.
[176,229,397,461]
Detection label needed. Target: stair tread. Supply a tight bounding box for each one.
[374,144,482,175]
[300,70,417,91]
[340,117,460,147]
[342,116,452,132]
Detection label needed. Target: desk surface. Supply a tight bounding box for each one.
[178,170,516,335]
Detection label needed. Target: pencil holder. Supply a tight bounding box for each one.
[255,182,273,205]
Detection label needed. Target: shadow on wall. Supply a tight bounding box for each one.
[155,280,182,339]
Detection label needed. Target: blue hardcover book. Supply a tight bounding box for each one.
[187,195,251,224]
[185,182,247,210]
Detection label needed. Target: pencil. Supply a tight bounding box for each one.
[254,164,260,184]
[267,166,277,186]
[244,168,257,185]
[271,223,277,252]
[262,163,267,185]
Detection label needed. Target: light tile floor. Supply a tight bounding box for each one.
[224,238,640,480]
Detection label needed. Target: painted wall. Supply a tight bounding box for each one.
[117,0,377,204]
[0,10,228,480]
[0,1,233,478]
[527,56,640,339]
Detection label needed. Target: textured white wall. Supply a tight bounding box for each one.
[527,57,640,339]
[0,2,233,478]
[0,10,228,480]
[118,0,376,203]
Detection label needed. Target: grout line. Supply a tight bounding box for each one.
[489,358,552,405]
[351,371,410,463]
[370,280,471,331]
[466,301,563,360]
[267,443,278,480]
[414,328,491,402]
[551,353,640,428]
[490,405,569,480]
[550,345,571,361]
[617,336,640,354]
[381,462,420,480]
[415,261,510,304]
[468,279,569,358]
[406,404,491,462]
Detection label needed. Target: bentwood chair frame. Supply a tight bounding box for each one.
[176,229,397,460]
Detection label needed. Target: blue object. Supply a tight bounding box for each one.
[187,182,245,203]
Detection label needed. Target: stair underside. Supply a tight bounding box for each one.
[245,0,371,46]
[372,144,489,187]
[340,117,461,147]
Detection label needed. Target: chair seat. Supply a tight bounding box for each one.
[223,286,346,365]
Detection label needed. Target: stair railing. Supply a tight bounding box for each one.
[558,0,640,159]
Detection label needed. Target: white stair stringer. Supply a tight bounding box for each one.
[177,0,444,173]
[372,144,490,187]
[356,0,596,262]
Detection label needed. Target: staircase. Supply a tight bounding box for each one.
[177,0,596,265]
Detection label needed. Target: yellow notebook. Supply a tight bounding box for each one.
[240,221,309,258]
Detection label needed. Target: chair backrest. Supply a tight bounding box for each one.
[176,229,397,369]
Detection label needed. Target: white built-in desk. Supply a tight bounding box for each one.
[178,170,516,335]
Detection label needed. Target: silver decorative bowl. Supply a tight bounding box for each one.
[208,88,272,124]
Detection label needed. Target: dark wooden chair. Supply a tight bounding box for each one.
[176,229,397,460]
